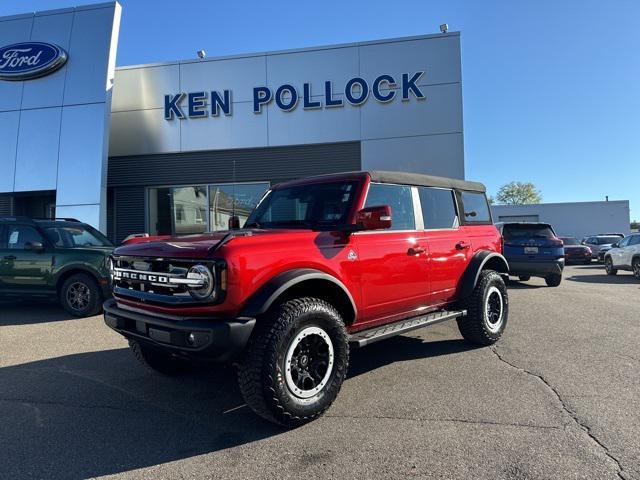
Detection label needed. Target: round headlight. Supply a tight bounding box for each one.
[187,264,215,300]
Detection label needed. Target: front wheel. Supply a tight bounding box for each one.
[60,273,102,317]
[237,298,349,427]
[633,258,640,280]
[605,257,617,276]
[457,270,508,346]
[545,274,562,287]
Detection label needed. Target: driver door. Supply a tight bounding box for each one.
[0,224,54,292]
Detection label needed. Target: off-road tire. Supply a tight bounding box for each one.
[518,275,531,281]
[545,274,562,287]
[129,340,192,376]
[457,270,508,346]
[604,257,617,276]
[633,257,640,280]
[60,273,102,317]
[237,297,349,427]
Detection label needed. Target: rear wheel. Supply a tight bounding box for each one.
[237,297,349,427]
[605,257,617,276]
[60,273,102,317]
[518,275,531,282]
[633,258,640,280]
[545,274,562,287]
[129,340,192,376]
[457,270,508,346]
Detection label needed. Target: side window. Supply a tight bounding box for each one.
[364,183,415,231]
[418,187,458,229]
[6,225,44,250]
[459,191,491,224]
[618,237,631,248]
[629,235,640,246]
[0,225,6,249]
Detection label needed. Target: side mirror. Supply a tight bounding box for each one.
[25,241,45,252]
[612,242,619,248]
[355,205,392,231]
[228,215,240,230]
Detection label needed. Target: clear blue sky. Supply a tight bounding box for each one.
[2,0,639,220]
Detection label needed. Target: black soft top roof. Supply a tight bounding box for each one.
[274,171,486,193]
[368,171,485,193]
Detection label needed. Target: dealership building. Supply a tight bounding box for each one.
[0,2,630,243]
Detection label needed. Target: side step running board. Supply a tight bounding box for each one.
[348,309,466,348]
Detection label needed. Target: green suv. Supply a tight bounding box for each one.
[0,217,113,317]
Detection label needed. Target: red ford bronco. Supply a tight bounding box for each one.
[104,171,509,426]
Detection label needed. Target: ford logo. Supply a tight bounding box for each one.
[0,42,68,81]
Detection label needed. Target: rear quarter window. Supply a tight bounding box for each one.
[458,191,492,225]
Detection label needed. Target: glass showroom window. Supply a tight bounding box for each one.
[148,183,269,235]
[209,183,269,231]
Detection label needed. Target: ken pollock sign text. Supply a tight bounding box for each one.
[163,72,426,120]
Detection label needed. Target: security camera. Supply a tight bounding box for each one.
[440,23,448,34]
[197,50,206,59]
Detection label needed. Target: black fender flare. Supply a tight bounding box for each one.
[458,251,510,299]
[240,268,357,319]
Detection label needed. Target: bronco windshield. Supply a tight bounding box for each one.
[245,181,359,229]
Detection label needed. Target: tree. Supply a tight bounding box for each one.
[495,181,542,205]
[631,220,639,232]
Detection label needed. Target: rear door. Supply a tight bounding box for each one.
[0,224,54,292]
[353,183,430,325]
[501,224,563,264]
[417,186,469,305]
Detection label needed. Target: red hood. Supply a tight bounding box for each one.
[114,231,235,258]
[113,229,310,258]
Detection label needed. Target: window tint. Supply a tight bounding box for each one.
[502,224,555,240]
[618,237,630,248]
[460,191,491,223]
[418,187,457,229]
[629,235,640,246]
[44,225,112,248]
[6,225,44,250]
[364,184,415,231]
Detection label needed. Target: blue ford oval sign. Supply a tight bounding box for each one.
[0,42,68,81]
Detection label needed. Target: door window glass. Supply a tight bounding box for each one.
[364,184,415,231]
[618,236,631,248]
[418,187,458,229]
[629,235,640,246]
[6,225,43,250]
[459,191,492,224]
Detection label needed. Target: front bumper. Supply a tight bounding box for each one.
[103,298,255,362]
[507,258,564,277]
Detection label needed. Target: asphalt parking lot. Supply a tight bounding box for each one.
[1,264,639,480]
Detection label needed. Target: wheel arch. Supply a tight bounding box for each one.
[239,268,357,325]
[458,251,510,300]
[55,265,102,295]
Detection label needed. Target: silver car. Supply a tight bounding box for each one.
[582,234,625,262]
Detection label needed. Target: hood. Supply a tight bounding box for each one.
[113,229,307,258]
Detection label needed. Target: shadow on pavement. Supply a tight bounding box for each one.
[349,336,479,378]
[505,280,546,290]
[0,334,478,478]
[0,301,82,326]
[566,273,640,285]
[0,348,282,479]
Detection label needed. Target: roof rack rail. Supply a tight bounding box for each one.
[0,216,81,223]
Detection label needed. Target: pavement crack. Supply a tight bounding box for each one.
[324,412,559,431]
[490,346,627,480]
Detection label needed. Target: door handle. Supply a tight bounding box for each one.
[455,241,470,250]
[3,255,16,261]
[408,246,426,255]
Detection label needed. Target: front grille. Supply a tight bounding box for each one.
[110,255,224,305]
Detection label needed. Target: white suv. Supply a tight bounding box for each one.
[604,234,640,279]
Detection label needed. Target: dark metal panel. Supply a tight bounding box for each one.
[107,142,361,187]
[0,195,14,216]
[113,186,145,244]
